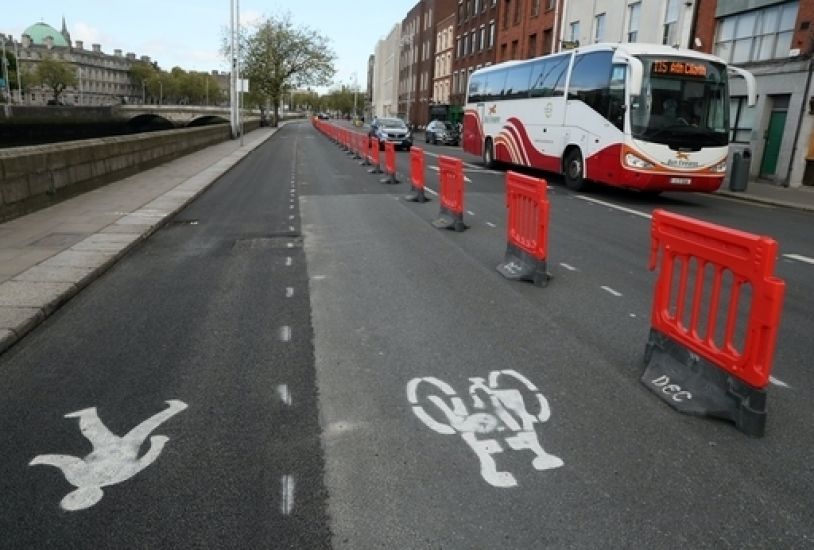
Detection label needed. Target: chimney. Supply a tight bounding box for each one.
[140,55,151,63]
[126,52,136,60]
[114,49,122,56]
[92,43,101,53]
[75,40,83,50]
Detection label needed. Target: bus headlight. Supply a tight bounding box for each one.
[625,153,654,170]
[713,160,728,173]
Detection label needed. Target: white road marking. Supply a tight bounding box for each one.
[285,257,293,266]
[289,215,295,220]
[783,254,814,265]
[467,210,475,216]
[289,204,294,210]
[425,187,439,196]
[289,225,295,232]
[286,242,294,248]
[769,376,791,388]
[428,165,472,182]
[281,475,295,515]
[575,196,652,220]
[559,263,578,272]
[286,287,294,298]
[30,400,188,511]
[277,384,292,406]
[486,222,497,228]
[279,326,292,342]
[601,286,623,297]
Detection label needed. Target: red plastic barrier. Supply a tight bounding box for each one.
[438,155,464,217]
[649,209,785,388]
[410,147,425,190]
[505,171,549,261]
[385,141,396,174]
[370,137,382,170]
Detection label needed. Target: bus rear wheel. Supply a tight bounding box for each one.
[483,138,496,169]
[564,148,585,191]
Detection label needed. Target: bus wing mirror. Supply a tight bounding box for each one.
[627,57,644,97]
[728,66,757,107]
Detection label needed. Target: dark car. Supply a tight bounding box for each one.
[368,117,412,151]
[425,120,459,146]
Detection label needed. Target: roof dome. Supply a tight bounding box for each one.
[22,22,70,47]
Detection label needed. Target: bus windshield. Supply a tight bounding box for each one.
[630,56,729,148]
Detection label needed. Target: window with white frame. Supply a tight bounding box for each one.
[489,21,496,47]
[480,26,486,50]
[570,21,580,43]
[715,1,798,63]
[729,96,756,142]
[628,2,641,42]
[595,13,606,42]
[663,0,679,45]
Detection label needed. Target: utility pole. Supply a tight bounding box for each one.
[230,0,238,138]
[237,0,243,145]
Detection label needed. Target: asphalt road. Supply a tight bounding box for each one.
[0,121,812,549]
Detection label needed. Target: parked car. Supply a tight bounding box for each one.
[368,117,412,150]
[425,120,459,146]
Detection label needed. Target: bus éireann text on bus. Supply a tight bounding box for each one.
[462,42,756,193]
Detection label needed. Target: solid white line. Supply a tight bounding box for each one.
[486,222,497,228]
[769,375,791,388]
[559,263,578,271]
[783,254,814,265]
[281,475,295,515]
[575,196,652,220]
[286,287,294,298]
[277,384,292,406]
[285,257,293,266]
[279,326,292,342]
[601,286,623,297]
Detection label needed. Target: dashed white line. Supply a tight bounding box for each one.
[783,254,814,265]
[769,375,791,388]
[277,384,292,406]
[289,225,295,231]
[559,263,578,272]
[285,257,293,266]
[279,326,292,342]
[575,196,652,220]
[467,210,475,216]
[281,474,295,515]
[289,215,295,220]
[601,286,623,297]
[486,222,497,228]
[286,287,294,298]
[425,187,439,196]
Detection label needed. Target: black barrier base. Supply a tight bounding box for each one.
[405,186,429,203]
[367,165,383,174]
[380,173,400,184]
[641,329,767,437]
[359,158,371,166]
[432,207,467,232]
[496,244,550,287]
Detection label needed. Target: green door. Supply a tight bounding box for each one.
[760,110,787,177]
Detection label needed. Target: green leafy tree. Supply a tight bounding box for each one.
[129,61,157,103]
[242,13,336,126]
[34,56,77,102]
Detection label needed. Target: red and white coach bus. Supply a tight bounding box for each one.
[462,43,756,193]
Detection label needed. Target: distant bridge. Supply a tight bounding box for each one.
[116,105,259,128]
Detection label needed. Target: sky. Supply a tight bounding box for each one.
[4,0,417,92]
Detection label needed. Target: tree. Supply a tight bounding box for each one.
[35,56,77,103]
[243,13,336,126]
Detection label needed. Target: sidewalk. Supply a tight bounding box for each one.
[0,125,283,354]
[716,178,814,212]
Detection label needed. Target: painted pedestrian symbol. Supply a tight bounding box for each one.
[406,370,562,488]
[30,400,188,511]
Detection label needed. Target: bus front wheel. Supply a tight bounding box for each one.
[564,149,585,191]
[483,139,496,169]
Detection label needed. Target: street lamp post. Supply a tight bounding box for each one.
[159,81,163,105]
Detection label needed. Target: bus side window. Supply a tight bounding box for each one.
[568,51,613,119]
[609,65,626,131]
[469,75,485,103]
[504,65,532,100]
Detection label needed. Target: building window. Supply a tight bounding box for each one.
[480,27,486,50]
[662,0,679,45]
[570,21,580,43]
[511,40,519,58]
[595,13,606,42]
[514,0,522,24]
[489,21,496,48]
[504,0,511,29]
[532,0,540,17]
[628,2,641,42]
[729,96,756,142]
[715,1,798,63]
[547,0,555,9]
[528,34,537,58]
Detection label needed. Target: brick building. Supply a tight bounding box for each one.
[495,0,561,62]
[450,0,501,108]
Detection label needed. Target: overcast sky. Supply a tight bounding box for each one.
[5,0,418,91]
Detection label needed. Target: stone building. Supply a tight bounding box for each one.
[6,18,149,106]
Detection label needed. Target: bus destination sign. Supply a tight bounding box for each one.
[652,60,707,78]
